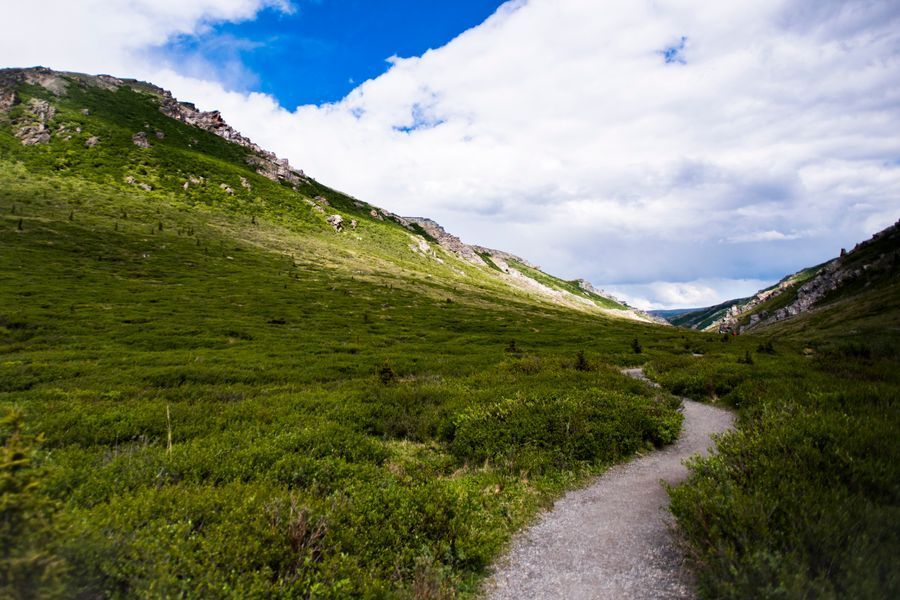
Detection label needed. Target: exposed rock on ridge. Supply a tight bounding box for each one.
[404,217,487,265]
[692,219,900,333]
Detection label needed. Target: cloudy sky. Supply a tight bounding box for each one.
[3,0,899,308]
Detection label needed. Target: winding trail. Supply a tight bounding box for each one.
[483,369,734,600]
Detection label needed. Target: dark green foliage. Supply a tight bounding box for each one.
[1,410,67,599]
[378,363,397,385]
[575,349,589,371]
[756,340,776,354]
[653,336,900,599]
[737,350,754,365]
[631,337,642,354]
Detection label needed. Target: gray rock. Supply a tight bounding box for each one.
[326,214,344,232]
[404,217,486,265]
[0,89,18,113]
[84,136,100,148]
[132,131,150,148]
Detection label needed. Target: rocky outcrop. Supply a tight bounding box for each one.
[706,267,819,333]
[84,135,100,148]
[0,67,310,188]
[132,131,150,148]
[404,217,486,265]
[746,219,900,331]
[695,219,900,333]
[0,89,18,113]
[124,176,152,191]
[326,215,344,232]
[13,98,56,145]
[156,91,307,186]
[473,246,539,270]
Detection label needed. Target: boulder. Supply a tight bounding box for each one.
[0,89,18,113]
[326,215,344,232]
[132,131,150,148]
[84,136,100,148]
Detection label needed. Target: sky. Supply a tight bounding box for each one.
[2,0,900,309]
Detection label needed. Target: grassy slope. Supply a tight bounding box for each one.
[2,74,688,598]
[669,297,746,330]
[504,258,627,310]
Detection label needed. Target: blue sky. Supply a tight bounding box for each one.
[161,0,508,107]
[2,0,900,309]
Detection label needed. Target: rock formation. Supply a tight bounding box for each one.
[132,131,150,148]
[327,215,344,232]
[404,217,486,265]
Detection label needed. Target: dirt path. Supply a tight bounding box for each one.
[483,369,734,599]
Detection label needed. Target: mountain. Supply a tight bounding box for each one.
[669,221,900,336]
[0,66,648,323]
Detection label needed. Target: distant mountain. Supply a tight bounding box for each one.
[672,221,900,335]
[649,307,704,321]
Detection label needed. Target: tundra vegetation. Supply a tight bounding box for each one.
[1,72,898,598]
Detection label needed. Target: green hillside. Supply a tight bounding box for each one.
[2,68,898,599]
[669,297,747,330]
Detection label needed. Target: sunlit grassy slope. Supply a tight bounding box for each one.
[1,70,688,597]
[2,69,898,599]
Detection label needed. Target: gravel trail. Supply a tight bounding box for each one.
[483,369,734,599]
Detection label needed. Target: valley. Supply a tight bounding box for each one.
[1,68,897,599]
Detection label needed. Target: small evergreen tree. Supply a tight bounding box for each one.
[575,349,589,371]
[631,338,642,354]
[379,363,396,385]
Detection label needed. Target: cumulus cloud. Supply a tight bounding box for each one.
[606,279,775,311]
[3,0,900,308]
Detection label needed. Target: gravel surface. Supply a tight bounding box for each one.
[483,370,734,600]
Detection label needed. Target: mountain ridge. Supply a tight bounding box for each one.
[667,220,900,334]
[0,65,651,322]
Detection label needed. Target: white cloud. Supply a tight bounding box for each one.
[606,278,775,311]
[723,230,810,243]
[3,0,900,308]
[0,0,292,78]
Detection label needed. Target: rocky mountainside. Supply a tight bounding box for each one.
[671,220,900,333]
[0,66,650,322]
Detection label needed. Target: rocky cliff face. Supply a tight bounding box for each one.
[745,219,900,331]
[404,217,486,265]
[695,219,900,333]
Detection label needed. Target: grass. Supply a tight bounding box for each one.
[0,162,685,597]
